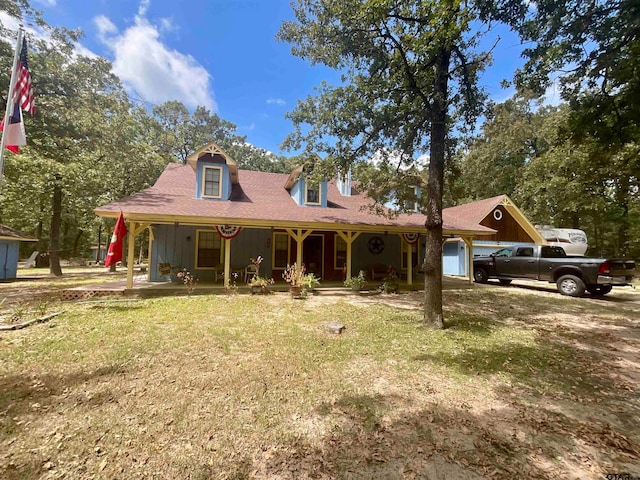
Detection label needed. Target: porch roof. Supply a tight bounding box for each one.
[95,164,495,236]
[0,224,38,242]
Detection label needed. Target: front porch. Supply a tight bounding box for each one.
[61,275,475,301]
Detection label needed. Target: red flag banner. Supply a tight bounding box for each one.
[13,36,35,115]
[216,225,242,239]
[105,212,128,267]
[402,233,420,245]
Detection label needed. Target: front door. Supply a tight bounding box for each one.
[303,235,324,278]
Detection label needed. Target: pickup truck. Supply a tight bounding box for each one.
[473,245,636,297]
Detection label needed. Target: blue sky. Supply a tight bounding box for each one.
[6,0,548,157]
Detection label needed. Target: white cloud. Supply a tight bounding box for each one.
[34,0,56,6]
[138,0,151,17]
[266,98,286,106]
[94,15,118,43]
[95,4,216,111]
[158,17,177,34]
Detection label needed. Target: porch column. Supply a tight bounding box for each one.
[336,231,361,279]
[285,228,313,267]
[223,237,231,288]
[126,222,151,289]
[462,236,474,283]
[126,221,137,289]
[406,243,413,286]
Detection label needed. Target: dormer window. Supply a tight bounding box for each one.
[202,166,222,198]
[405,186,419,212]
[306,184,321,205]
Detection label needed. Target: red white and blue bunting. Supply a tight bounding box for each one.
[216,225,242,239]
[402,233,420,245]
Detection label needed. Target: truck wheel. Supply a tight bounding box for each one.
[473,268,488,284]
[557,275,585,297]
[587,285,613,296]
[498,279,512,286]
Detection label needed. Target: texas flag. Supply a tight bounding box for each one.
[105,212,128,268]
[0,103,26,153]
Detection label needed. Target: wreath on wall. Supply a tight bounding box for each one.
[368,236,385,255]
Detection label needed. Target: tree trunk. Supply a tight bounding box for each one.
[96,224,102,263]
[71,229,83,258]
[422,48,451,329]
[49,175,63,277]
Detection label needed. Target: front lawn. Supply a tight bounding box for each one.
[1,285,639,479]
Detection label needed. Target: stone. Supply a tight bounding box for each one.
[326,322,345,334]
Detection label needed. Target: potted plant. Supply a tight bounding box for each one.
[249,275,274,294]
[344,270,367,291]
[381,266,400,294]
[176,268,198,296]
[301,272,321,295]
[283,263,305,298]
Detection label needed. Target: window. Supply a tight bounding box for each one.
[273,232,290,269]
[516,247,534,257]
[202,166,222,198]
[404,186,419,212]
[401,240,421,270]
[196,230,222,268]
[334,235,347,269]
[305,183,321,205]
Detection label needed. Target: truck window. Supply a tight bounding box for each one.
[493,248,513,257]
[516,247,534,257]
[541,246,567,258]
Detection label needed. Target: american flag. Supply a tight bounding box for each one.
[12,37,34,115]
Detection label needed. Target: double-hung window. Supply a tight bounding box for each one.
[405,186,419,212]
[305,184,321,205]
[203,166,222,198]
[196,230,222,268]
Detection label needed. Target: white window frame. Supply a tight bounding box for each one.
[202,166,223,198]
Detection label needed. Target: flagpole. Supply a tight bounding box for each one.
[0,28,24,193]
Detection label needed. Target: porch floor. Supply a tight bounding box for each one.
[61,276,474,301]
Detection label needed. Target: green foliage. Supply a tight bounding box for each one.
[300,272,321,293]
[278,0,500,325]
[453,92,640,258]
[343,270,366,289]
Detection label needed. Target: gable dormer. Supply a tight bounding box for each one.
[284,160,328,207]
[384,184,423,213]
[335,169,352,196]
[187,142,238,201]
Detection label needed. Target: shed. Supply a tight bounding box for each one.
[0,224,38,280]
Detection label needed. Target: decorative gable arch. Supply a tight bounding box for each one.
[187,142,239,184]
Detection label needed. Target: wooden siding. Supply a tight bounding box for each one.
[480,205,535,243]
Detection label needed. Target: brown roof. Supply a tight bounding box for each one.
[442,195,510,226]
[95,164,495,236]
[0,224,38,241]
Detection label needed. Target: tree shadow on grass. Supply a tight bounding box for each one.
[0,363,126,437]
[257,389,640,479]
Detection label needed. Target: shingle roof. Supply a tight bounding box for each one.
[442,195,509,226]
[0,224,38,241]
[95,164,495,236]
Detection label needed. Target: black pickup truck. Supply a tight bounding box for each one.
[473,245,636,297]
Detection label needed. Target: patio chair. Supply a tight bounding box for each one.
[244,264,258,283]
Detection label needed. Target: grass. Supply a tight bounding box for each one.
[1,281,639,479]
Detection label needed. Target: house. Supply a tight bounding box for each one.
[0,224,38,280]
[442,195,547,277]
[94,142,497,289]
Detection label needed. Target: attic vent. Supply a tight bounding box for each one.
[493,209,503,221]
